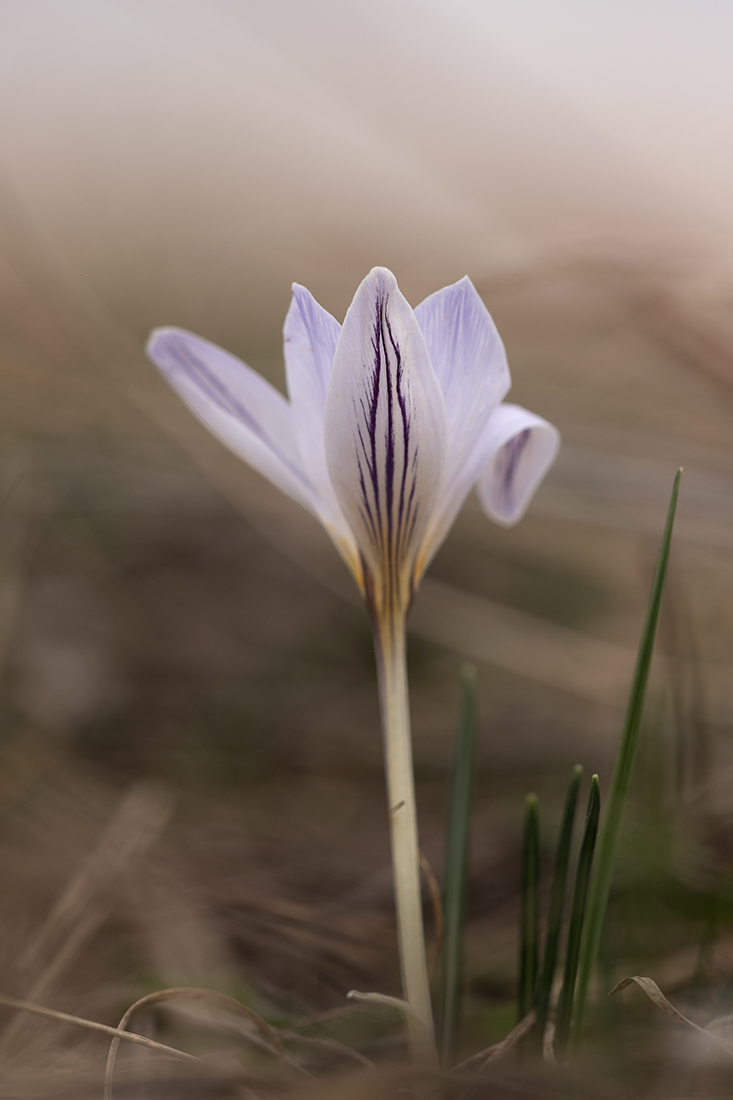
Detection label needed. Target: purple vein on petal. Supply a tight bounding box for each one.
[325,267,448,613]
[387,311,412,562]
[351,288,422,605]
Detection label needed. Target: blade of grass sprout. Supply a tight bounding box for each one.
[419,850,444,980]
[554,775,600,1058]
[519,794,540,1023]
[534,765,582,1042]
[573,468,682,1042]
[438,663,478,1067]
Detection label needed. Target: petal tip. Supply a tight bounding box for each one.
[287,282,334,327]
[145,326,184,364]
[290,281,309,301]
[366,266,398,290]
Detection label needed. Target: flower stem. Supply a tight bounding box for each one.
[374,613,437,1064]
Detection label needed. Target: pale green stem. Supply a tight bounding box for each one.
[374,612,437,1064]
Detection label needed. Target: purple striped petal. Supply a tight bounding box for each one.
[147,327,318,514]
[324,268,448,615]
[475,404,560,525]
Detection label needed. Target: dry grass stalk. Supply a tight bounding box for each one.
[0,781,173,1054]
[611,975,733,1059]
[104,985,315,1098]
[0,990,197,1061]
[453,1010,536,1076]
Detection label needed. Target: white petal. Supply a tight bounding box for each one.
[284,283,341,416]
[475,404,560,526]
[283,285,355,549]
[324,268,448,612]
[414,276,511,558]
[147,327,318,514]
[415,275,510,431]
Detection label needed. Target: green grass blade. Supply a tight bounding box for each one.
[555,774,601,1057]
[573,468,682,1039]
[518,794,540,1022]
[438,663,478,1066]
[534,765,582,1041]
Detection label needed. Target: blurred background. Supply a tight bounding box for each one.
[1,0,733,1091]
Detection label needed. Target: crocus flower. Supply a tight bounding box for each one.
[147,268,558,620]
[147,268,559,1061]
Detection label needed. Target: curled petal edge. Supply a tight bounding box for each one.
[476,404,560,527]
